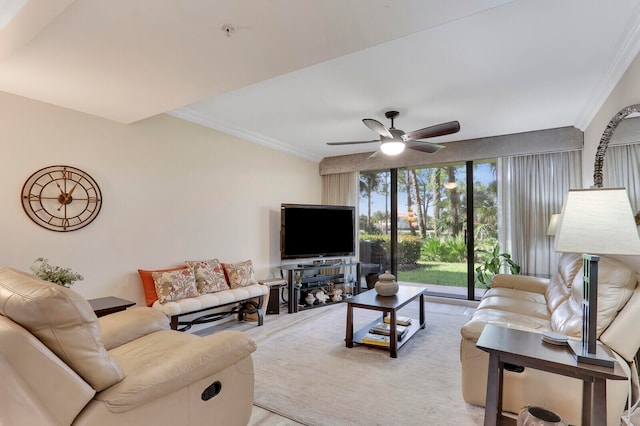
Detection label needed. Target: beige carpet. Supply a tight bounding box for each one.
[240,301,485,426]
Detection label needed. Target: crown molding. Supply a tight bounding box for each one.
[575,4,640,130]
[169,107,321,163]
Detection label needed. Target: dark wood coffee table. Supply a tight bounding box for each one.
[345,286,426,358]
[476,324,627,426]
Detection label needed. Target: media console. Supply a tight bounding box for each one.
[280,262,361,313]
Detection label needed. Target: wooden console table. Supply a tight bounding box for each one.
[476,324,627,426]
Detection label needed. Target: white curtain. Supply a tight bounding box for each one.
[321,172,358,206]
[603,143,640,213]
[498,151,582,276]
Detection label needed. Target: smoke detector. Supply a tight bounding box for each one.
[220,24,237,37]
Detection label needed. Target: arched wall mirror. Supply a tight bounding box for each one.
[594,104,640,221]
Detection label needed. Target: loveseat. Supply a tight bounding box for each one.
[460,253,640,425]
[138,259,269,331]
[0,267,257,426]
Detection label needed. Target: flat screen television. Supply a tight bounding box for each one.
[280,203,355,260]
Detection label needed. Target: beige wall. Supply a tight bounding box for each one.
[0,92,321,305]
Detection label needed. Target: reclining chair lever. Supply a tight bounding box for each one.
[201,381,222,401]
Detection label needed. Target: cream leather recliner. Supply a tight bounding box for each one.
[461,253,640,425]
[0,267,257,426]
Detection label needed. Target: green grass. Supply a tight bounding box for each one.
[397,262,481,287]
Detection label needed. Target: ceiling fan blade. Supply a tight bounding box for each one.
[363,118,393,138]
[327,139,380,146]
[402,121,460,142]
[368,150,383,158]
[406,141,445,154]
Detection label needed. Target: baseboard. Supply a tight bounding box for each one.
[424,294,479,308]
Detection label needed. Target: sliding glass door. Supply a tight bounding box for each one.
[471,160,498,299]
[359,170,392,290]
[396,163,468,297]
[358,159,496,300]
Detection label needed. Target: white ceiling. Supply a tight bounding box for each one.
[2,0,640,162]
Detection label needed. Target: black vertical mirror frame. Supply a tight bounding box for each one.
[594,104,640,187]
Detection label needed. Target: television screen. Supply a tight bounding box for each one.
[280,204,355,259]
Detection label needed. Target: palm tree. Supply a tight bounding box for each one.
[409,169,427,238]
[447,166,462,237]
[473,161,498,241]
[402,170,416,235]
[413,168,435,235]
[359,171,383,232]
[380,174,390,234]
[431,168,443,236]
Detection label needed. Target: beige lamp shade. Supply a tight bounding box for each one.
[547,214,561,236]
[554,188,640,255]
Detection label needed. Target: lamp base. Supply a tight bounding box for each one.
[567,339,615,368]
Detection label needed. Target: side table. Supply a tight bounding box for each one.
[476,324,627,426]
[88,296,136,317]
[259,278,287,315]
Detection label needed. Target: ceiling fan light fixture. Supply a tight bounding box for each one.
[327,110,459,157]
[380,141,405,155]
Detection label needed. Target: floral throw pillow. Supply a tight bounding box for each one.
[185,259,230,294]
[152,268,199,304]
[224,260,258,289]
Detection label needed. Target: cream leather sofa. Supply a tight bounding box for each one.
[0,267,257,426]
[461,253,640,425]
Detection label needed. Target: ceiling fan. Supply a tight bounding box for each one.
[327,110,460,156]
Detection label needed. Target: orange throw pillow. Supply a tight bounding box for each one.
[138,266,185,306]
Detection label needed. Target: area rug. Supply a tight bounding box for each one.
[242,301,485,426]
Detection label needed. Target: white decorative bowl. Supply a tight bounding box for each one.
[374,271,399,296]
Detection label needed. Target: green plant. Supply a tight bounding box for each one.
[421,236,467,263]
[398,235,422,264]
[474,244,520,288]
[440,236,467,263]
[421,237,443,261]
[359,233,389,244]
[31,258,84,287]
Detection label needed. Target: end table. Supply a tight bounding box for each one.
[476,324,626,426]
[259,278,287,315]
[88,296,135,317]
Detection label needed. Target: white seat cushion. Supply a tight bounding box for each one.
[151,284,268,316]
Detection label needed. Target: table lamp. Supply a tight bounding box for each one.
[554,188,640,367]
[547,214,561,236]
